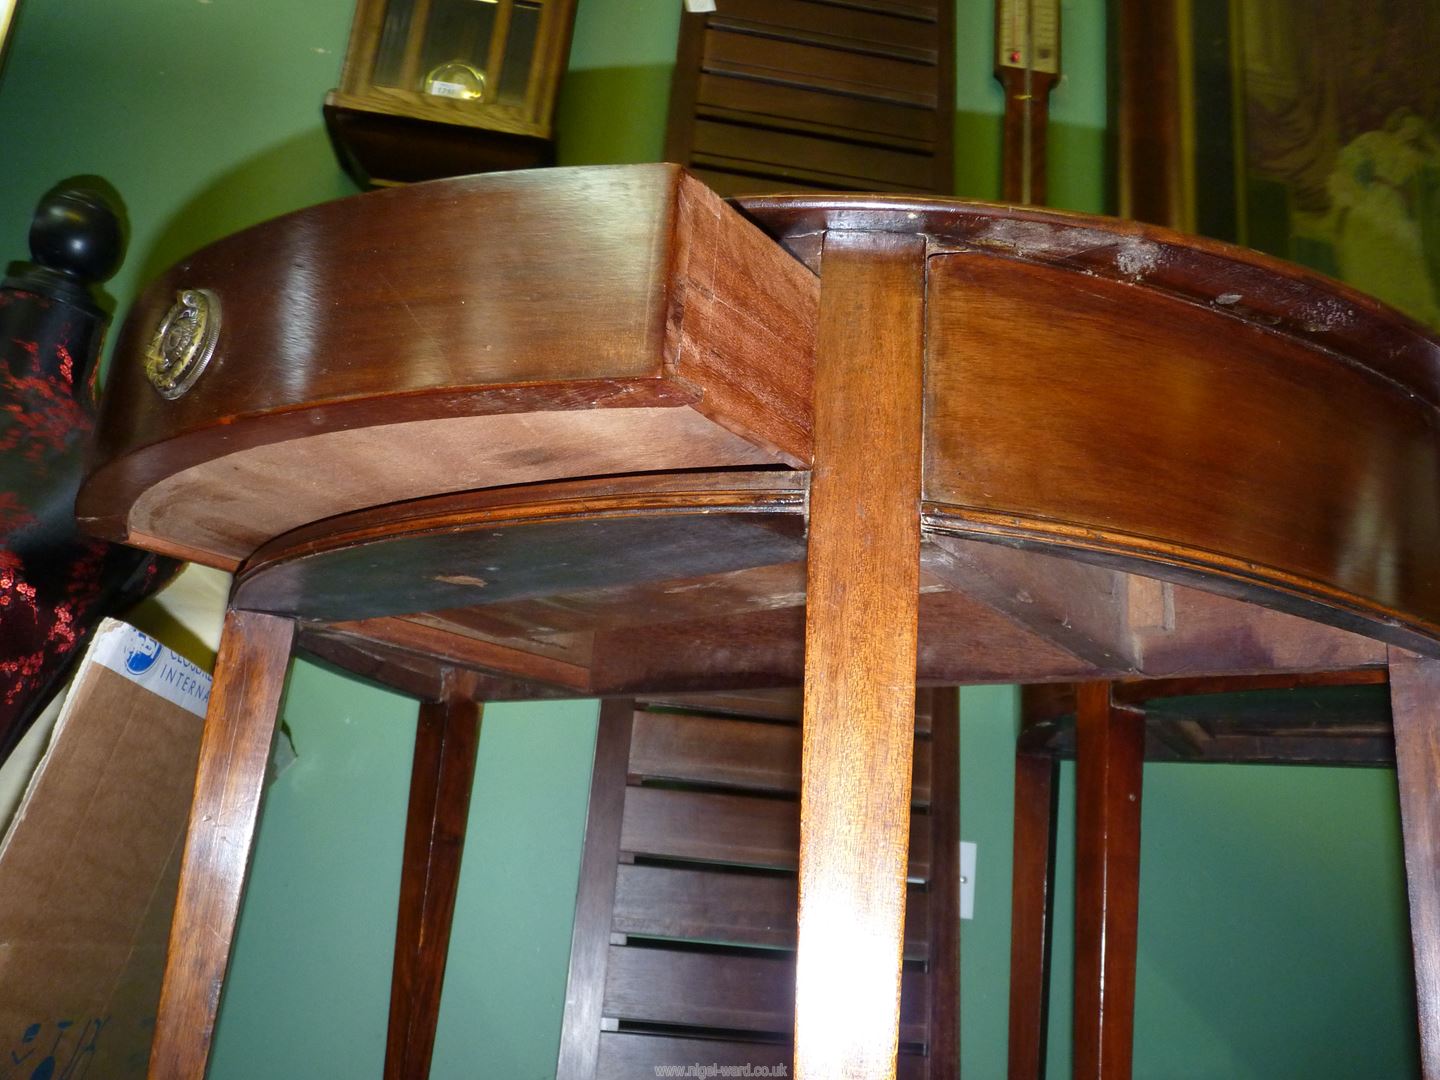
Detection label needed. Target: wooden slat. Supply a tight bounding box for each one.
[556,701,636,1079]
[629,710,933,803]
[621,787,931,879]
[692,153,925,196]
[833,0,939,17]
[642,688,803,721]
[630,710,798,792]
[598,1032,793,1080]
[612,863,930,959]
[699,73,938,146]
[929,0,955,195]
[693,119,935,189]
[691,168,849,197]
[710,0,937,60]
[927,688,961,1079]
[795,230,926,1080]
[638,691,934,734]
[595,1032,930,1080]
[603,947,929,1042]
[664,9,707,166]
[704,29,937,106]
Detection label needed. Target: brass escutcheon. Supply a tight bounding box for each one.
[144,288,220,399]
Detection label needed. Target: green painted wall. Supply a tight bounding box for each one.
[0,1,1418,1077]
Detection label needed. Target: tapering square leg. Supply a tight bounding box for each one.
[928,687,962,1080]
[1390,647,1440,1079]
[385,692,481,1080]
[1073,683,1143,1080]
[1009,748,1059,1080]
[149,609,295,1079]
[794,230,925,1080]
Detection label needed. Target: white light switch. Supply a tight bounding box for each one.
[684,0,716,11]
[960,841,977,920]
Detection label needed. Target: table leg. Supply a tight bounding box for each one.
[927,688,962,1080]
[149,609,295,1079]
[1073,683,1143,1080]
[795,230,925,1080]
[1009,749,1059,1080]
[385,693,481,1080]
[1390,647,1440,1079]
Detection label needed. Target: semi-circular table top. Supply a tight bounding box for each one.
[78,164,1440,698]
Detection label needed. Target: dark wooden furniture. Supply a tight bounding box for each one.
[663,0,954,196]
[74,164,1440,1080]
[556,689,959,1079]
[1006,671,1395,1080]
[324,0,577,185]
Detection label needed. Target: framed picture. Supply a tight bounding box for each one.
[1118,0,1440,331]
[0,1,18,74]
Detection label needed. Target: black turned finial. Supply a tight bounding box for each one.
[28,179,126,284]
[4,177,127,312]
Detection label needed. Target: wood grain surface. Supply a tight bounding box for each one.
[628,708,933,801]
[610,863,931,958]
[603,945,929,1041]
[149,610,294,1079]
[384,693,480,1080]
[1072,684,1144,1080]
[927,689,961,1080]
[77,178,1440,670]
[1389,648,1440,1080]
[242,509,804,624]
[794,230,925,1080]
[80,171,1440,1080]
[739,195,1440,412]
[1008,750,1059,1080]
[560,692,948,1079]
[923,251,1440,652]
[619,786,931,877]
[997,68,1059,205]
[80,165,817,563]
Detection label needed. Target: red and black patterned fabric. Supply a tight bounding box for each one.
[0,180,177,759]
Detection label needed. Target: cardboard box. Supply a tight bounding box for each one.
[0,619,210,1078]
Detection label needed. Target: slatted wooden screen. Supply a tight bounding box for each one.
[664,0,956,196]
[556,688,959,1079]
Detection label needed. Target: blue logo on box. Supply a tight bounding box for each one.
[123,635,161,675]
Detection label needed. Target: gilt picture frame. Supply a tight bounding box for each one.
[1121,0,1440,331]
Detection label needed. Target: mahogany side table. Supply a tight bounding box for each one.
[77,164,1440,1080]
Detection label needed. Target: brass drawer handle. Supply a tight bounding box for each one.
[145,288,219,400]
